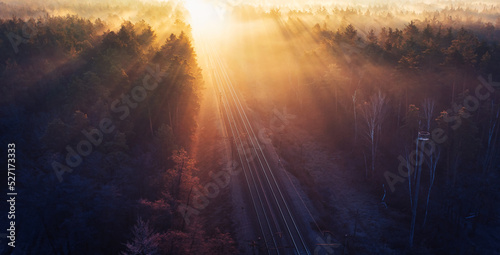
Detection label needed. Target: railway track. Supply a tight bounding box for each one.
[200,41,312,255]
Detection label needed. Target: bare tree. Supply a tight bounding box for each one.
[410,135,424,248]
[422,98,435,131]
[360,91,387,177]
[402,148,414,209]
[423,147,441,228]
[482,100,500,174]
[353,90,358,143]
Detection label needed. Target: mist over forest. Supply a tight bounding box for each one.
[0,0,499,254]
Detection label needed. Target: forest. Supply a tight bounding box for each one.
[0,0,499,254]
[197,3,500,254]
[0,2,237,254]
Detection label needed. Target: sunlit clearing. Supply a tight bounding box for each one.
[184,0,225,38]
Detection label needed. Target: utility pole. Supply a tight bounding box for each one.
[410,131,430,248]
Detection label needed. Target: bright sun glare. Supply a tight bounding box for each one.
[184,0,224,35]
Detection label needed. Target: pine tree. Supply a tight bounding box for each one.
[122,218,161,255]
